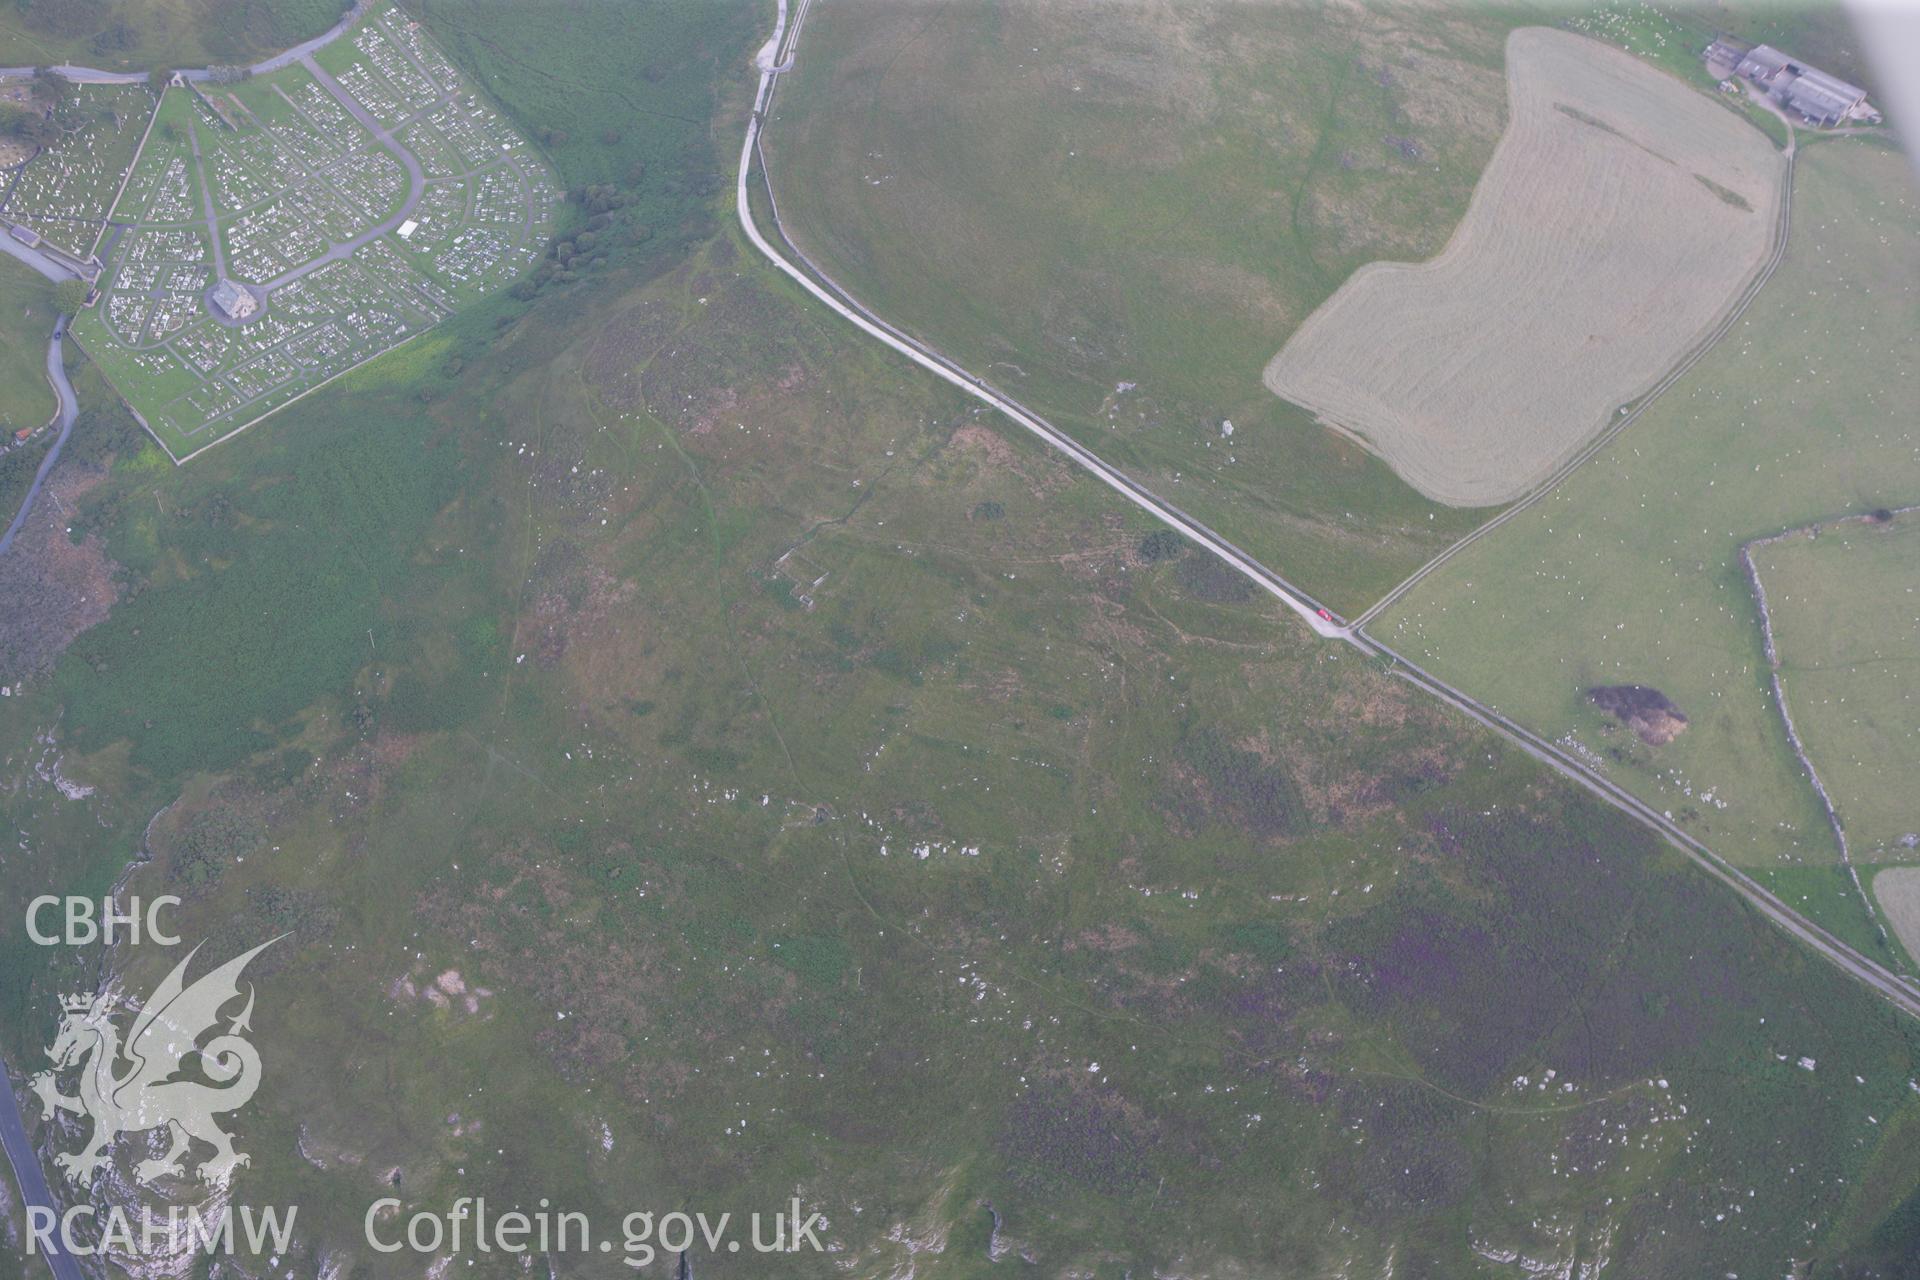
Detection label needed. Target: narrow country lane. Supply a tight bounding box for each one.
[733,1,1920,1024]
[0,323,79,557]
[0,1065,82,1280]
[734,0,1346,640]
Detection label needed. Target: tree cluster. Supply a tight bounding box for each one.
[29,67,71,108]
[510,185,653,300]
[53,280,91,315]
[0,101,56,147]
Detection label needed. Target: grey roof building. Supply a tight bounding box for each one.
[1728,44,1869,126]
[1703,38,1749,72]
[210,278,258,321]
[1734,45,1794,82]
[1779,66,1869,125]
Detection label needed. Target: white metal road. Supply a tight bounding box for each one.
[735,0,1920,1023]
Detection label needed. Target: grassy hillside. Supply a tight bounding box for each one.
[0,254,53,437]
[2,3,1919,1276]
[764,0,1515,610]
[0,0,340,69]
[761,0,1881,615]
[13,218,1920,1276]
[1754,513,1920,861]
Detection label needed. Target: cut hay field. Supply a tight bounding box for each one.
[1878,868,1920,971]
[1376,136,1918,955]
[1752,512,1920,862]
[1264,27,1785,508]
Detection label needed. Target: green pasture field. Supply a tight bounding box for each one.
[757,1,1872,614]
[306,17,364,76]
[1378,139,1918,949]
[1753,513,1920,862]
[0,0,339,70]
[0,253,54,435]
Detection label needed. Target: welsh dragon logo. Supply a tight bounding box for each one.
[31,938,281,1188]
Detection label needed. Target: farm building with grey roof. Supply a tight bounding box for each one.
[1708,39,1877,127]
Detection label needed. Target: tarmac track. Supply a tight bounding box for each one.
[0,1074,82,1280]
[736,2,1920,1024]
[0,322,78,557]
